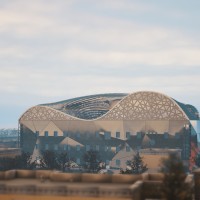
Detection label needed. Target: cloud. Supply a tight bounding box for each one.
[88,0,156,13]
[0,0,200,128]
[1,0,199,68]
[61,47,200,66]
[0,46,30,59]
[0,65,199,97]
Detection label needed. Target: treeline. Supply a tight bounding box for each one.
[0,128,18,137]
[0,152,34,171]
[0,150,103,172]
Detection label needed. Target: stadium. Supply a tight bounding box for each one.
[19,91,200,169]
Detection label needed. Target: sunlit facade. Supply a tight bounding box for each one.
[19,91,200,169]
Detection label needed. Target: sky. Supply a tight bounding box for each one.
[0,0,200,128]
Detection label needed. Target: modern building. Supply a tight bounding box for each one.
[19,91,200,169]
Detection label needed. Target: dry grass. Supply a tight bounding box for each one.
[0,194,130,200]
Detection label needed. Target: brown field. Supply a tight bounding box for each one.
[0,194,130,200]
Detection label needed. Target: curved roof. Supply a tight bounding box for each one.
[40,93,127,120]
[19,91,199,122]
[175,101,199,120]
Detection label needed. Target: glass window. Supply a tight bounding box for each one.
[126,146,130,152]
[175,132,180,139]
[116,146,120,153]
[45,144,48,150]
[137,132,141,139]
[76,158,80,165]
[54,144,58,151]
[164,132,168,139]
[95,132,99,138]
[63,131,68,137]
[106,160,110,165]
[44,131,48,137]
[137,146,141,150]
[86,145,90,151]
[36,131,39,137]
[105,146,111,151]
[116,132,120,138]
[96,145,99,151]
[116,159,121,166]
[64,145,71,151]
[126,132,130,139]
[76,145,80,151]
[64,144,70,151]
[104,132,111,140]
[150,139,155,146]
[54,131,58,137]
[77,133,80,138]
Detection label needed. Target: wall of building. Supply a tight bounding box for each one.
[21,119,189,138]
[20,118,191,168]
[19,91,199,170]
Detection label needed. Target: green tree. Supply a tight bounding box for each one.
[160,153,192,200]
[121,152,148,174]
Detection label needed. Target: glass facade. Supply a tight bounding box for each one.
[116,159,120,166]
[116,132,120,138]
[54,131,58,137]
[54,144,58,151]
[126,132,130,139]
[104,132,111,140]
[19,91,199,170]
[96,145,99,151]
[45,144,48,150]
[63,131,68,137]
[36,131,39,137]
[76,145,80,151]
[126,146,130,152]
[44,131,48,137]
[86,145,90,151]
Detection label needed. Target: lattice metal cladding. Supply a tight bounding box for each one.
[20,106,75,121]
[101,92,187,120]
[20,92,188,121]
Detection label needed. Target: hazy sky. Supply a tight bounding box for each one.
[0,0,200,128]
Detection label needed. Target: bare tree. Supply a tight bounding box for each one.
[15,151,35,169]
[0,157,14,170]
[57,152,69,172]
[0,151,36,170]
[83,150,101,173]
[40,150,59,169]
